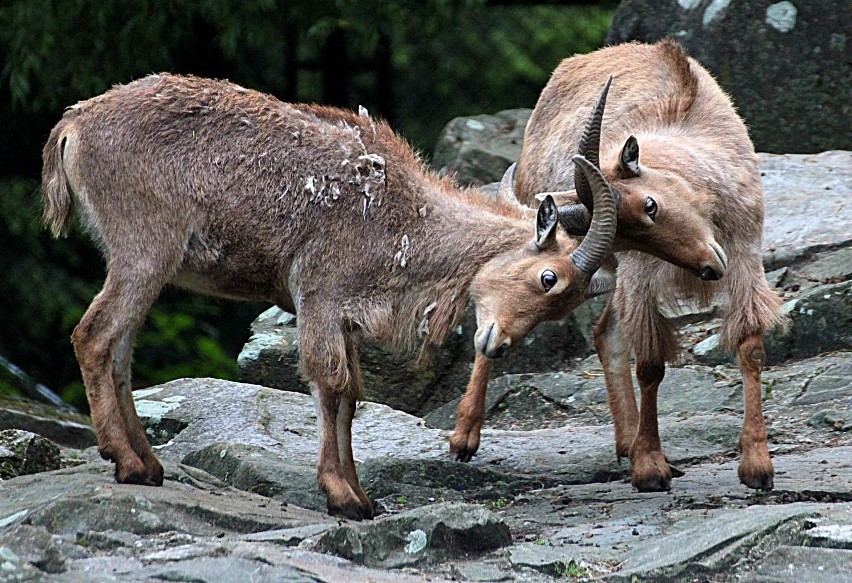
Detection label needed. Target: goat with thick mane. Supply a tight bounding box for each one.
[42,74,618,520]
[450,39,787,493]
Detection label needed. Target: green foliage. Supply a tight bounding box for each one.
[0,0,614,411]
[553,559,590,579]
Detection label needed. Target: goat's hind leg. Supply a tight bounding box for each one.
[736,334,774,490]
[74,262,175,484]
[113,330,164,485]
[594,296,639,460]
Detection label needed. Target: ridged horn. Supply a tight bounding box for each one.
[497,162,518,204]
[570,155,617,275]
[574,76,612,212]
[557,204,590,236]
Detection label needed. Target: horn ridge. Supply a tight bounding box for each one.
[574,76,613,212]
[570,154,617,275]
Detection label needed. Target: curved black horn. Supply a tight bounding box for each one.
[570,155,617,275]
[574,76,613,213]
[557,204,590,236]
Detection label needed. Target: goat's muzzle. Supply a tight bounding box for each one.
[475,322,511,359]
[699,241,728,280]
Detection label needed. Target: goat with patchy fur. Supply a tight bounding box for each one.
[450,40,786,492]
[42,74,618,519]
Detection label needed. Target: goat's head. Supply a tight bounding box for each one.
[471,156,617,359]
[552,78,728,281]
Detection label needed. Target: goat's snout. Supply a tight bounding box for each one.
[474,322,511,359]
[700,241,728,281]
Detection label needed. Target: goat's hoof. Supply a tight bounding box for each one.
[449,429,480,463]
[113,454,150,485]
[630,451,672,492]
[141,455,165,486]
[328,499,375,521]
[738,455,774,491]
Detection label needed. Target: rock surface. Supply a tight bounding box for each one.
[238,299,605,417]
[432,109,530,186]
[607,0,850,154]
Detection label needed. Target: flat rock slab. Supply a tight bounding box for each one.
[315,502,511,568]
[0,463,333,538]
[741,546,852,583]
[0,393,94,449]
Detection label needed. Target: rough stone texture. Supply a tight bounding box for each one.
[0,393,95,449]
[695,278,852,365]
[314,502,511,568]
[760,151,852,269]
[237,300,604,417]
[742,546,852,583]
[607,0,851,153]
[431,109,530,187]
[0,429,61,479]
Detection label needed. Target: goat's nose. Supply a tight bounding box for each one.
[700,266,721,281]
[491,341,511,359]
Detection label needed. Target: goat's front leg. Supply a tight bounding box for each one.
[630,360,672,491]
[335,336,376,517]
[449,354,493,462]
[594,297,639,459]
[736,334,774,490]
[301,316,373,520]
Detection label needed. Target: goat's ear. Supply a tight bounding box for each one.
[535,194,558,248]
[618,135,640,178]
[585,266,616,298]
[534,190,578,206]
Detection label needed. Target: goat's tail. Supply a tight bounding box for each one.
[41,118,76,238]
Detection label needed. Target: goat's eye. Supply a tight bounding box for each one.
[644,196,658,220]
[540,269,558,292]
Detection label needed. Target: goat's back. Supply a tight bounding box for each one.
[43,74,446,304]
[517,40,758,202]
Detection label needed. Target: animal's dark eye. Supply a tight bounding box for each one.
[541,269,558,292]
[644,196,658,220]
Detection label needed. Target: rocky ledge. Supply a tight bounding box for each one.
[1,138,849,580]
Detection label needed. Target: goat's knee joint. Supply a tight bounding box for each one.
[637,363,664,386]
[746,346,766,369]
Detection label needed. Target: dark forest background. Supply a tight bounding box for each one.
[0,0,616,411]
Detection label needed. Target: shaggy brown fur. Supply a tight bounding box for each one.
[42,74,617,520]
[450,40,787,493]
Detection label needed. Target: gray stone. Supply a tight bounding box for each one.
[240,524,333,547]
[607,1,851,153]
[314,502,511,568]
[507,543,591,578]
[808,409,852,432]
[0,394,95,449]
[0,463,332,538]
[617,503,832,579]
[695,279,852,366]
[0,525,66,574]
[0,430,60,479]
[766,279,852,363]
[760,152,852,269]
[743,546,852,583]
[181,442,327,513]
[238,304,597,417]
[449,560,513,582]
[432,109,530,186]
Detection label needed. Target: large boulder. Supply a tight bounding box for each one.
[606,0,850,154]
[432,109,530,187]
[238,301,604,417]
